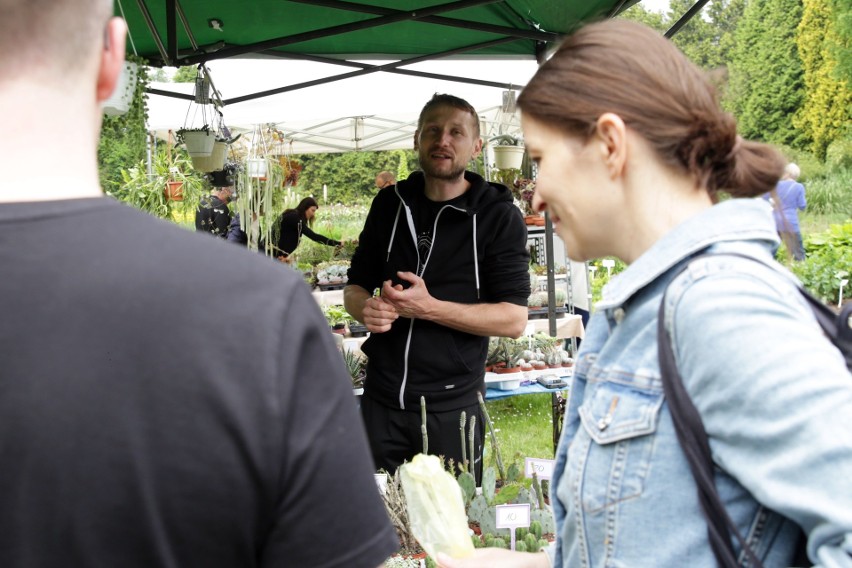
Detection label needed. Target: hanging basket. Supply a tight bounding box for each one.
[164,180,185,202]
[190,140,228,172]
[102,62,139,116]
[247,158,269,178]
[492,145,525,170]
[180,130,216,157]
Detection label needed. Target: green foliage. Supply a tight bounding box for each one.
[773,144,828,180]
[828,0,852,83]
[291,150,418,204]
[589,257,628,305]
[825,136,852,172]
[789,222,852,302]
[793,0,852,159]
[98,54,150,195]
[110,143,206,222]
[805,169,852,216]
[396,150,412,182]
[172,65,198,83]
[728,0,807,147]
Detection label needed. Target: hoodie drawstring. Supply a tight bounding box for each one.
[387,201,403,262]
[472,213,480,299]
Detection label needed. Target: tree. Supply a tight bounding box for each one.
[617,3,666,33]
[794,0,852,158]
[829,0,852,83]
[173,65,198,83]
[727,0,807,147]
[396,150,412,182]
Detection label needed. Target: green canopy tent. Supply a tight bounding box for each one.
[117,0,708,105]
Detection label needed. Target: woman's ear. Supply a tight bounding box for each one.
[594,113,628,180]
[96,17,128,103]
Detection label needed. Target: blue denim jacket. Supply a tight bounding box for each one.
[550,199,852,567]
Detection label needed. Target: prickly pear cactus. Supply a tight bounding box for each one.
[493,483,520,505]
[516,486,533,506]
[482,466,496,504]
[477,505,499,536]
[467,494,489,524]
[457,471,476,508]
[506,462,522,482]
[531,509,555,535]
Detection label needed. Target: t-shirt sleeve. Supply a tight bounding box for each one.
[260,284,397,568]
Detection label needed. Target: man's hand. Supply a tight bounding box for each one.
[381,272,435,320]
[361,293,399,333]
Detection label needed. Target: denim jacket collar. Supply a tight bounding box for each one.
[597,199,779,310]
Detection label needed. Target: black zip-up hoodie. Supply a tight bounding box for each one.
[347,171,530,412]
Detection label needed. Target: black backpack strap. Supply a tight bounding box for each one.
[657,271,762,568]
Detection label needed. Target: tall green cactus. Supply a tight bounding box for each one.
[477,392,506,481]
[459,411,467,474]
[420,396,428,454]
[467,415,476,475]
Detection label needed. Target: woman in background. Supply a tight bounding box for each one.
[438,19,851,568]
[274,196,340,263]
[766,162,807,260]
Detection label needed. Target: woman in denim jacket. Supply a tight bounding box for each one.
[438,19,851,568]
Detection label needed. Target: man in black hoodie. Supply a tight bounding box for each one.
[345,94,530,479]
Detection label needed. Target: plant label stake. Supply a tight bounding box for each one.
[374,473,388,495]
[524,458,555,480]
[495,504,530,551]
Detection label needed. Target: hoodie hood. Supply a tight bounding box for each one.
[394,170,513,214]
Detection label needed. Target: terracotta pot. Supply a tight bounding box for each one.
[164,180,184,201]
[494,366,522,374]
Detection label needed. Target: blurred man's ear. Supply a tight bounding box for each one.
[96,17,128,103]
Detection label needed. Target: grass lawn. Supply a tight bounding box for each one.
[483,392,559,470]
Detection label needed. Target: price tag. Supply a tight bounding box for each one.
[374,473,388,495]
[495,503,531,529]
[525,457,555,480]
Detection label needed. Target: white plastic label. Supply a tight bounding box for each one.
[524,457,555,480]
[495,504,531,529]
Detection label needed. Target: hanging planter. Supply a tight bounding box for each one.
[164,180,185,202]
[190,140,228,172]
[102,61,139,116]
[247,157,269,178]
[492,145,525,170]
[178,129,216,157]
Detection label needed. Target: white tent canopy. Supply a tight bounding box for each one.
[145,58,536,154]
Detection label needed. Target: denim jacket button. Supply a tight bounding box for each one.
[613,308,626,324]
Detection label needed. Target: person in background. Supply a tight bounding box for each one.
[0,1,397,565]
[766,162,807,260]
[375,170,396,190]
[344,94,530,481]
[438,19,851,568]
[274,196,340,263]
[195,185,233,238]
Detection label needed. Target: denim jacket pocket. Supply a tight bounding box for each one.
[575,381,664,512]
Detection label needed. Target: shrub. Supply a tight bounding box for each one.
[825,136,852,173]
[805,169,852,217]
[788,223,852,303]
[773,144,827,181]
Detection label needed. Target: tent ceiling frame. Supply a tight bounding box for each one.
[138,0,705,114]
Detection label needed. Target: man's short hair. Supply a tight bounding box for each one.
[376,171,396,188]
[417,93,481,138]
[0,0,112,83]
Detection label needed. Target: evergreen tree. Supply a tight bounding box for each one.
[727,0,807,147]
[794,0,852,158]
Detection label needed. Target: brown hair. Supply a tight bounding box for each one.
[417,93,481,138]
[517,20,784,198]
[0,0,112,83]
